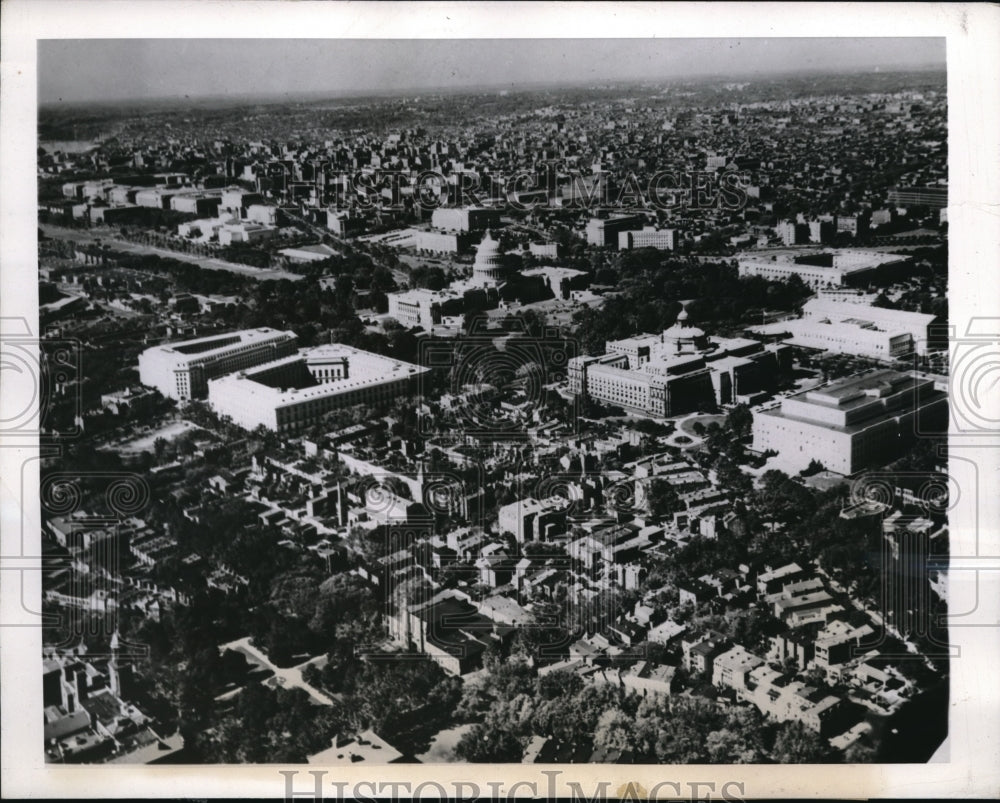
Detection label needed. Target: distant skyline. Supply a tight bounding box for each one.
[38,38,945,105]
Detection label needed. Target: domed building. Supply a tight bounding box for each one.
[470,229,509,286]
[661,302,709,354]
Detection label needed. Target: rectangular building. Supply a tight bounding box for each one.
[138,327,298,400]
[497,497,570,543]
[779,297,938,359]
[218,221,276,246]
[585,215,647,248]
[618,227,678,251]
[888,186,948,209]
[738,250,911,289]
[431,206,501,232]
[207,343,430,433]
[387,287,464,331]
[752,369,948,475]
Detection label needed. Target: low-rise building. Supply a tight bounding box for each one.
[712,645,766,692]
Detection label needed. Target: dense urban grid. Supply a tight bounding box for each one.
[38,68,949,765]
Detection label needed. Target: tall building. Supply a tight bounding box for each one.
[751,370,948,475]
[881,513,946,639]
[207,343,430,433]
[138,328,298,400]
[777,220,809,245]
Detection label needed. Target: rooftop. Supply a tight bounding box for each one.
[210,344,430,404]
[150,327,294,357]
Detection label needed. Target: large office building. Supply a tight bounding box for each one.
[585,214,648,248]
[431,206,502,233]
[386,287,465,330]
[762,297,939,360]
[887,186,948,209]
[618,227,678,251]
[498,496,571,544]
[738,251,911,289]
[138,328,298,400]
[207,343,429,433]
[568,307,791,415]
[751,369,948,475]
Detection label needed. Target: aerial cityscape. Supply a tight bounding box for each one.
[35,38,950,766]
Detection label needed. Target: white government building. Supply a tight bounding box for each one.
[751,369,948,475]
[750,295,939,360]
[776,297,937,360]
[138,328,298,400]
[207,343,429,433]
[387,287,464,330]
[385,229,510,331]
[568,305,791,416]
[738,251,911,289]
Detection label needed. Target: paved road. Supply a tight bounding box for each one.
[219,636,335,705]
[41,224,305,282]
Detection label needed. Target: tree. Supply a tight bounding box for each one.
[646,477,682,519]
[771,720,832,763]
[455,722,524,762]
[536,669,584,701]
[593,707,635,754]
[845,740,877,763]
[153,437,168,460]
[726,403,753,440]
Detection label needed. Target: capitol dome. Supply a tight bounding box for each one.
[472,229,508,283]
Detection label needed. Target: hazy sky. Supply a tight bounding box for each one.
[38,38,945,104]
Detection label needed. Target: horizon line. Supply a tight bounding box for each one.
[37,63,946,111]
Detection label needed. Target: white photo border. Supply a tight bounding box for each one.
[2,1,999,798]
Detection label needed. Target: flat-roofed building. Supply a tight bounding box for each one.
[618,227,677,251]
[738,251,911,289]
[712,645,765,691]
[888,185,948,209]
[387,287,464,330]
[585,214,647,248]
[138,327,298,400]
[220,188,264,213]
[207,343,430,433]
[498,496,570,543]
[431,206,501,232]
[752,369,948,475]
[169,192,222,217]
[218,221,276,246]
[568,313,790,415]
[388,589,512,675]
[790,297,938,358]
